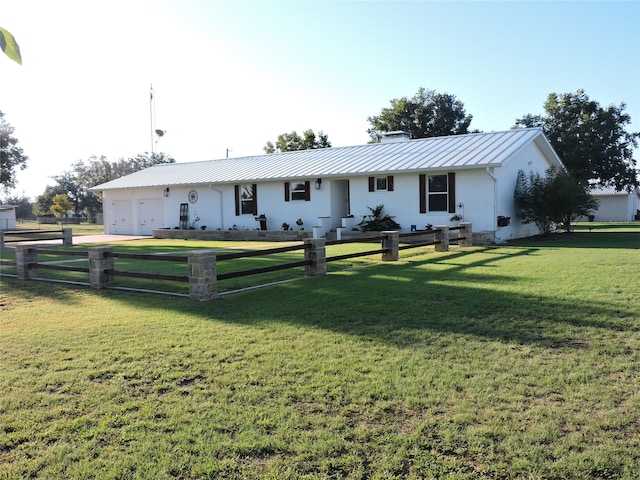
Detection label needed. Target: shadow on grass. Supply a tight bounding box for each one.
[3,243,636,349]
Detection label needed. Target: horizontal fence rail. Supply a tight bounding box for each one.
[2,223,472,300]
[0,228,73,247]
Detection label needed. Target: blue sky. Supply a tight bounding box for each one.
[2,0,639,198]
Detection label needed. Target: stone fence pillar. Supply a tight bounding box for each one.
[88,247,114,289]
[304,238,326,276]
[62,228,73,246]
[15,245,38,280]
[458,222,473,247]
[188,250,217,301]
[435,226,450,252]
[381,231,399,261]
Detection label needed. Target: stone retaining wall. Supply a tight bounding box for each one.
[153,228,312,242]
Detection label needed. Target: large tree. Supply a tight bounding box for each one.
[35,152,175,219]
[0,111,29,189]
[515,89,639,190]
[367,87,473,143]
[264,129,331,153]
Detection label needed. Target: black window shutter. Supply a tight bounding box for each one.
[419,174,427,213]
[252,183,258,216]
[387,176,394,192]
[234,185,240,216]
[368,176,375,192]
[304,180,311,201]
[284,182,290,202]
[447,173,456,213]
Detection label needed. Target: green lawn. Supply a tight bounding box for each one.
[1,224,639,479]
[12,220,105,236]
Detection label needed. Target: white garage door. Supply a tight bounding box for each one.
[110,200,133,235]
[138,199,164,235]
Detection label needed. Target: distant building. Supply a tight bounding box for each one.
[0,205,17,231]
[588,186,640,222]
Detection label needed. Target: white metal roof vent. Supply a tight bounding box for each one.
[381,131,411,143]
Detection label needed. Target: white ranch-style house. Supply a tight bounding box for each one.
[92,128,565,243]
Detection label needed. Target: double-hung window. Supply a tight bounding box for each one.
[284,181,311,202]
[368,176,395,192]
[428,174,448,211]
[419,173,456,213]
[234,184,257,216]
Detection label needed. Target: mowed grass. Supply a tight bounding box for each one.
[1,224,639,479]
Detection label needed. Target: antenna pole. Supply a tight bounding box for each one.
[150,84,155,156]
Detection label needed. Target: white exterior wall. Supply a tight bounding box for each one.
[347,171,496,233]
[0,208,17,230]
[100,140,557,239]
[492,141,554,242]
[592,194,637,222]
[102,182,336,235]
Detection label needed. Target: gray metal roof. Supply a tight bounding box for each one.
[591,185,640,196]
[92,128,561,190]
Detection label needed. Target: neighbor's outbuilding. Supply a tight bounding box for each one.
[0,205,17,231]
[91,128,565,243]
[587,186,640,222]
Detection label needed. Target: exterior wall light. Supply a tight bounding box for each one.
[164,187,170,197]
[315,178,322,190]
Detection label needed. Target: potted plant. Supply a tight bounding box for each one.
[281,222,290,231]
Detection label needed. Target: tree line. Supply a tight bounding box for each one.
[1,87,638,232]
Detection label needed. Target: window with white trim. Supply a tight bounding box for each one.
[239,184,254,214]
[291,182,308,201]
[428,174,448,212]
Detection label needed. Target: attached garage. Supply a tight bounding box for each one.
[110,200,133,234]
[138,199,164,235]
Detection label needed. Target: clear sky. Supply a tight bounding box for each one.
[2,0,639,199]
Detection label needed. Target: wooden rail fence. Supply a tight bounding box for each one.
[0,228,73,247]
[3,223,471,300]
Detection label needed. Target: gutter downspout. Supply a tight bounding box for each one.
[209,185,224,230]
[486,167,498,240]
